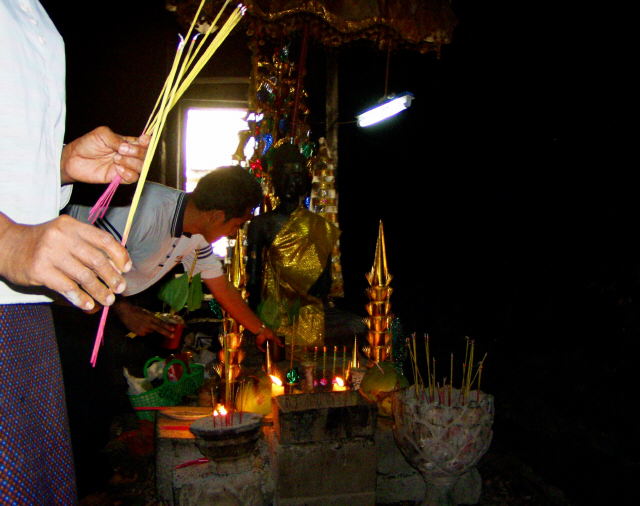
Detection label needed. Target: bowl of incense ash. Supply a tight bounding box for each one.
[189,411,264,461]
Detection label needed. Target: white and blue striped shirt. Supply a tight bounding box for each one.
[66,182,223,296]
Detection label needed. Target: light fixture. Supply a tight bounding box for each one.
[356,92,414,127]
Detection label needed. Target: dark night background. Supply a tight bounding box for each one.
[41,1,636,504]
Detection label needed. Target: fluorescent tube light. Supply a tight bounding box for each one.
[356,92,414,127]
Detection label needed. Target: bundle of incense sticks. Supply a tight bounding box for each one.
[89,0,245,367]
[407,333,488,405]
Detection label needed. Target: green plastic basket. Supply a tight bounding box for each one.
[128,356,205,421]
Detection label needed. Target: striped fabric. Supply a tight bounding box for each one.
[0,304,76,504]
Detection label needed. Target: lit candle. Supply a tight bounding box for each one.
[342,345,347,376]
[270,374,284,396]
[332,376,347,391]
[218,404,228,426]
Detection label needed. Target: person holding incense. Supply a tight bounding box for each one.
[0,1,149,503]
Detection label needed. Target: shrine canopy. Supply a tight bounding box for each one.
[243,0,457,54]
[168,0,458,55]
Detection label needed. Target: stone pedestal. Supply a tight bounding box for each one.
[268,391,378,505]
[173,441,273,506]
[155,408,211,505]
[155,402,480,505]
[155,407,273,506]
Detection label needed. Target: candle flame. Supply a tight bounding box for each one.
[270,374,283,386]
[216,403,227,416]
[335,376,345,387]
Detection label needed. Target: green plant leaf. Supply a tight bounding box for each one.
[257,297,280,329]
[186,272,203,312]
[157,273,189,313]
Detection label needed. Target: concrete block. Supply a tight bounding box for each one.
[173,444,274,506]
[266,426,376,501]
[273,390,377,444]
[375,417,425,503]
[156,436,204,505]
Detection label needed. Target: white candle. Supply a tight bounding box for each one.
[332,376,347,391]
[270,375,284,396]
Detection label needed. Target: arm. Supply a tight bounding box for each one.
[60,126,150,185]
[205,276,283,351]
[111,297,176,338]
[0,212,131,310]
[0,127,149,309]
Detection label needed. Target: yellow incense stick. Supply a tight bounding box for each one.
[88,4,245,367]
[123,3,243,242]
[266,341,271,374]
[342,345,347,376]
[466,339,475,397]
[467,352,488,392]
[425,333,432,398]
[332,345,337,379]
[462,336,470,391]
[143,0,206,133]
[449,352,453,405]
[407,336,418,395]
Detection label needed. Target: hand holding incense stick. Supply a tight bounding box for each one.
[89,0,245,366]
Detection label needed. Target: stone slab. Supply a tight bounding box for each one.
[273,390,377,444]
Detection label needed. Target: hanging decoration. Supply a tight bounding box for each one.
[310,137,344,298]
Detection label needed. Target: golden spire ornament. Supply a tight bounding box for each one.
[218,229,248,397]
[363,220,394,362]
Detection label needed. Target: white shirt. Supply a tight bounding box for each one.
[0,0,70,303]
[66,183,224,296]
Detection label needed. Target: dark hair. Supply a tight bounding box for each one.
[190,165,263,219]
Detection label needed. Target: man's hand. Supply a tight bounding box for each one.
[112,298,176,338]
[0,213,131,311]
[60,126,150,185]
[255,326,283,352]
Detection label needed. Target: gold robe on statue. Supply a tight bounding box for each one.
[262,207,340,348]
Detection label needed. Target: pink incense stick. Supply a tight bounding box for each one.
[90,305,110,367]
[88,175,122,224]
